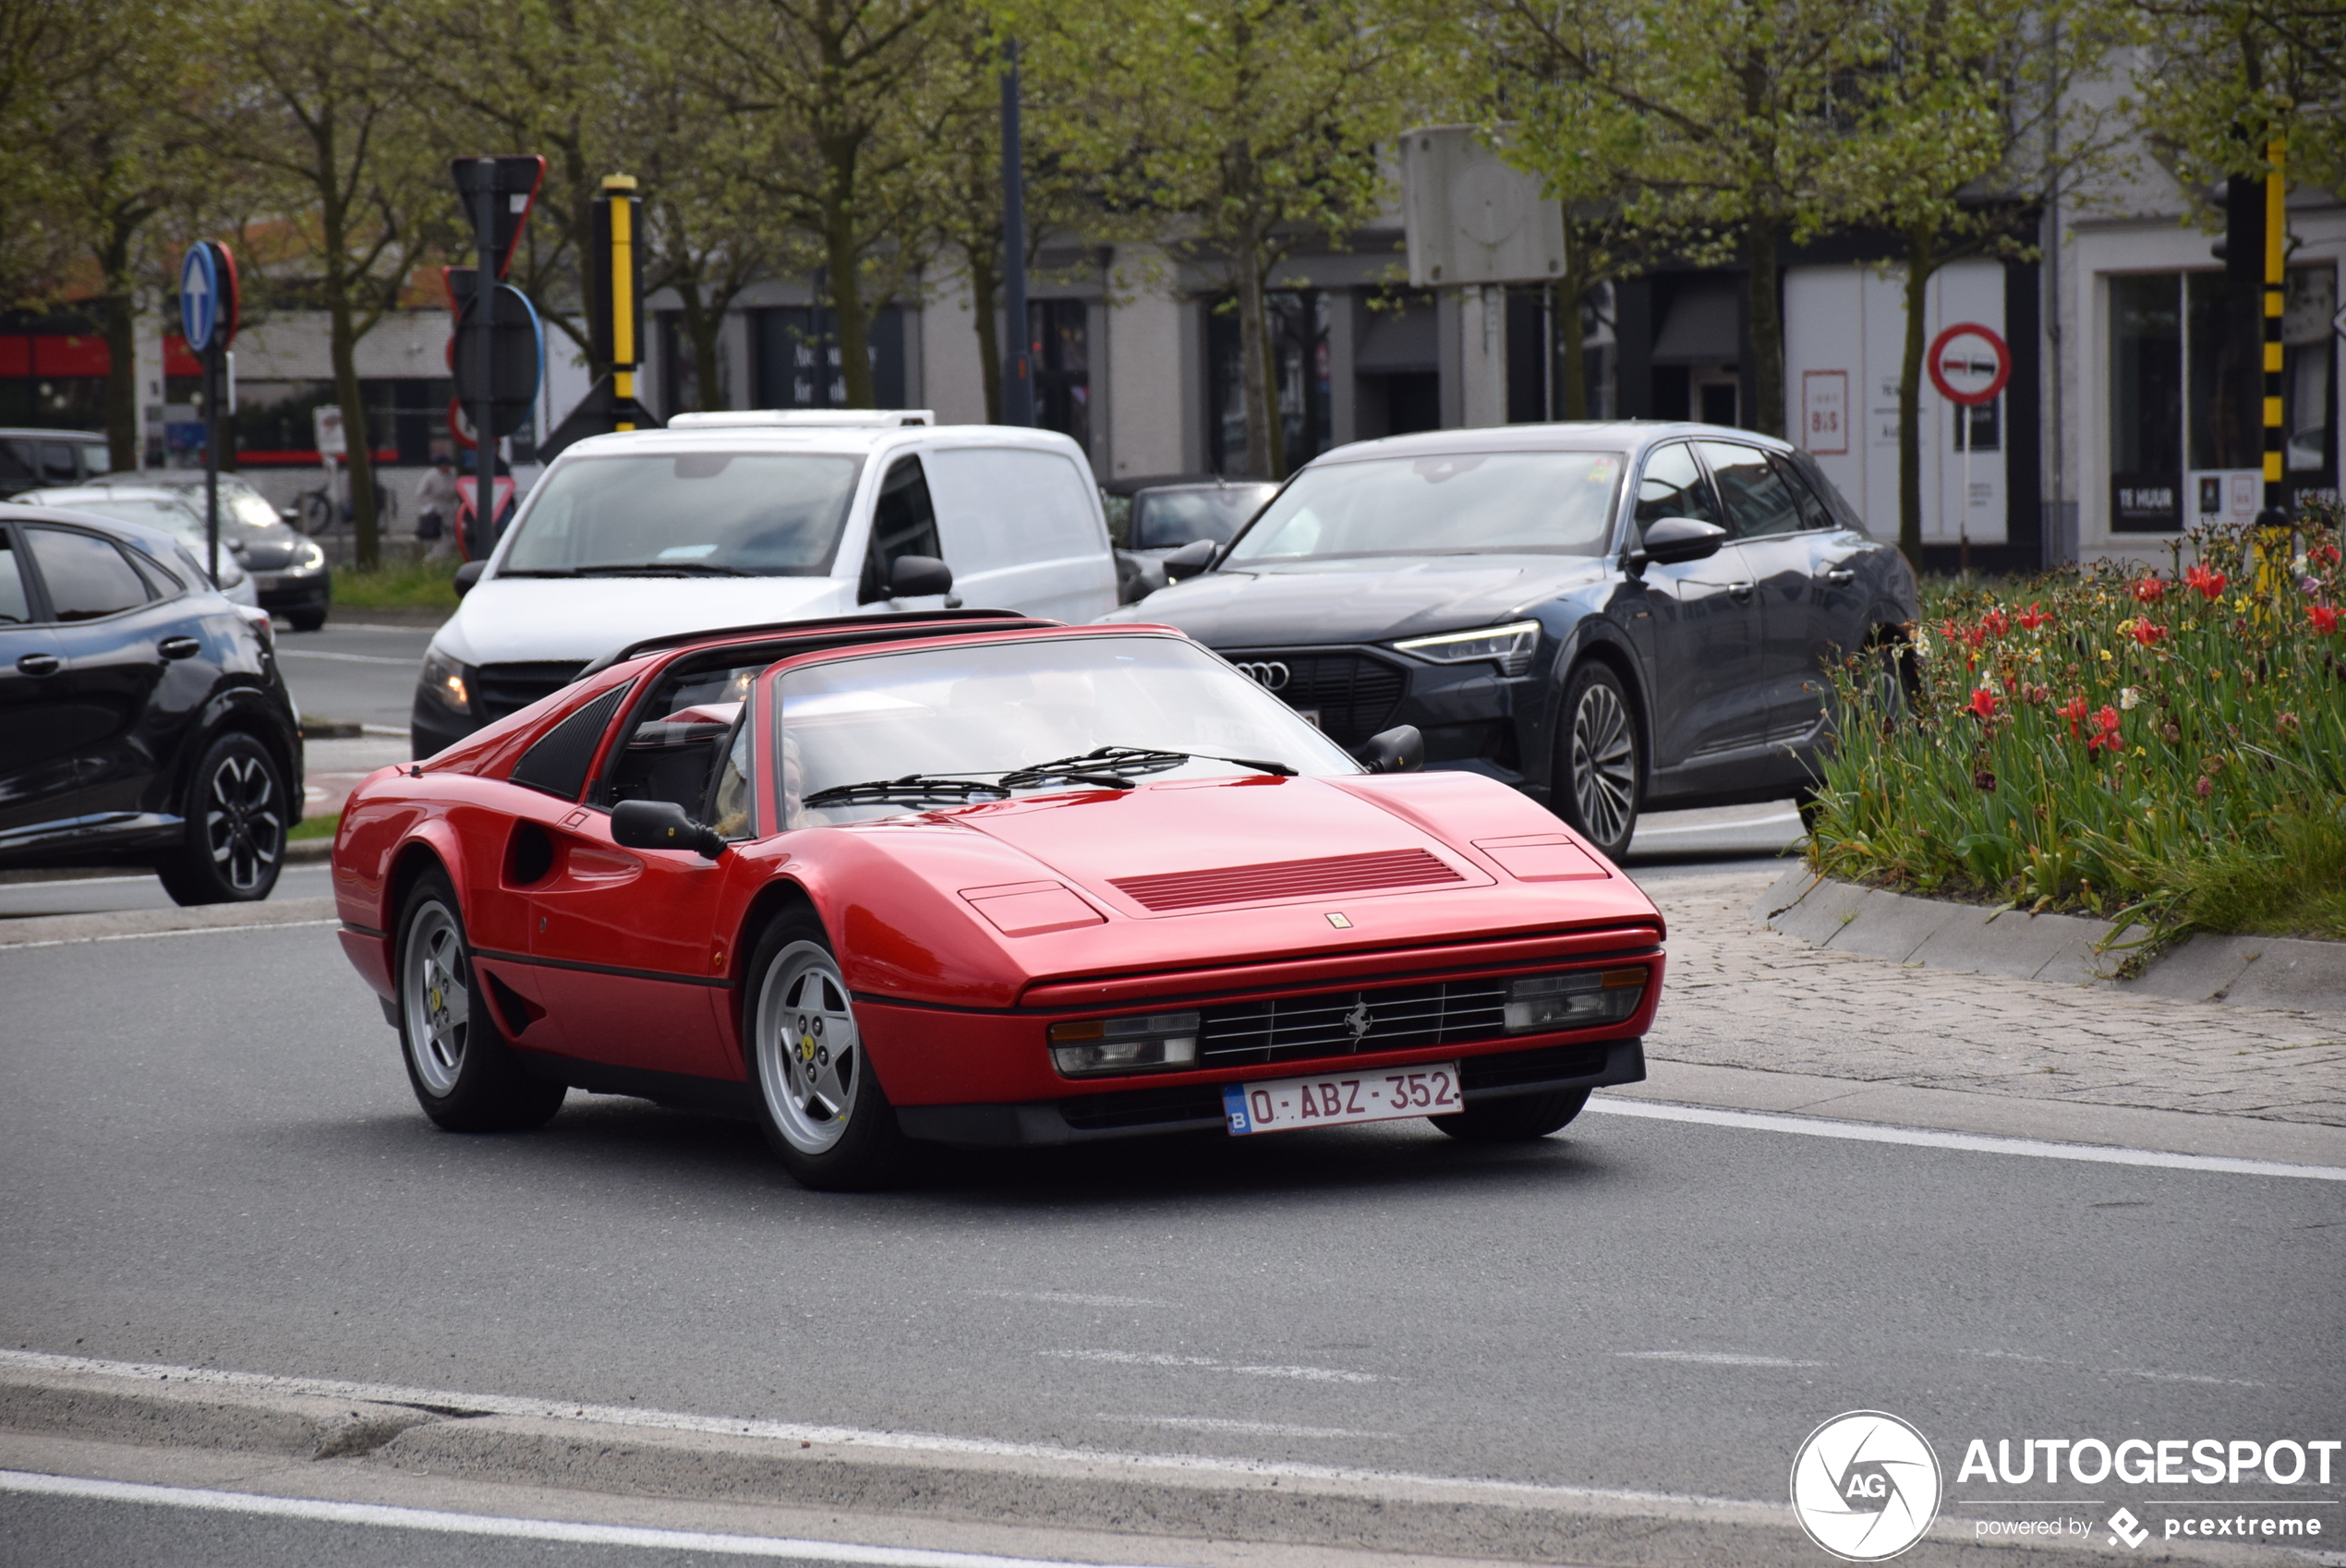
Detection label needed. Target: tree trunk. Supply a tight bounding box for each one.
[1897,229,1935,573]
[968,246,1003,425]
[824,170,872,408]
[329,286,379,570]
[1745,224,1784,437]
[1557,273,1589,420]
[679,280,725,412]
[1235,226,1276,478]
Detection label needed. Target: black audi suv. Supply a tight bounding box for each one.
[1106,422,1919,857]
[0,504,303,903]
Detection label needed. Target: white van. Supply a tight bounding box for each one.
[412,413,1118,755]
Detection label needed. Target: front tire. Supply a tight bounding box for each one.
[395,871,565,1131]
[1431,1088,1590,1143]
[1554,662,1640,860]
[744,915,912,1190]
[158,731,289,906]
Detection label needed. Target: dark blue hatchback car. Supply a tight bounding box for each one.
[1107,422,1919,858]
[0,504,302,903]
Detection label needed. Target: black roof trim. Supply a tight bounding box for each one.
[579,609,1049,680]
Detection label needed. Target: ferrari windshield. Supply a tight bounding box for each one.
[500,452,863,576]
[1225,451,1623,563]
[775,635,1360,826]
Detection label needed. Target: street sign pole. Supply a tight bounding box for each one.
[1927,321,2011,578]
[203,338,221,583]
[474,160,500,560]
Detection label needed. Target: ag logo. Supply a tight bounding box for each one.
[1790,1410,1942,1561]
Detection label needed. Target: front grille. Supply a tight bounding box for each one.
[1201,977,1511,1067]
[1240,652,1407,745]
[1113,848,1461,911]
[475,661,586,721]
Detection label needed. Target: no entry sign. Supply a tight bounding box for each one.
[1928,321,2009,406]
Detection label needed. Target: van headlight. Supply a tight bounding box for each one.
[1392,621,1541,676]
[419,650,471,714]
[1049,1012,1201,1077]
[1504,969,1646,1032]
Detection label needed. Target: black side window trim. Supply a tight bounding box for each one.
[512,680,635,802]
[0,524,48,625]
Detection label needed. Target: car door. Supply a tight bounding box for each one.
[854,453,951,611]
[0,525,91,846]
[515,679,736,1079]
[1775,452,1876,691]
[924,445,1118,621]
[1616,441,1766,769]
[1696,440,1829,753]
[16,524,194,824]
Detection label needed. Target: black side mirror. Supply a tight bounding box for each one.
[1162,538,1216,581]
[889,553,953,598]
[1355,725,1423,774]
[453,560,486,597]
[1631,516,1728,568]
[611,799,724,859]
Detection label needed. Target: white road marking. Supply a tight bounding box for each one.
[972,1290,1168,1309]
[0,919,338,952]
[1097,1416,1391,1440]
[1629,811,1802,837]
[0,1471,1155,1566]
[1585,1096,2346,1181]
[1614,1351,1826,1368]
[0,1349,1775,1515]
[1042,1350,1378,1383]
[275,648,418,665]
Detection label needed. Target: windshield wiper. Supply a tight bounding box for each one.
[494,567,577,577]
[802,775,1013,810]
[573,562,756,577]
[996,745,1294,790]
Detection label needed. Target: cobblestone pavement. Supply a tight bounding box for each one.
[1639,870,2346,1127]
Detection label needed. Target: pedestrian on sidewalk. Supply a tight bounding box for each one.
[415,455,459,560]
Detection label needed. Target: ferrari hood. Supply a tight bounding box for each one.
[437,574,853,664]
[1107,555,1605,646]
[946,774,1495,914]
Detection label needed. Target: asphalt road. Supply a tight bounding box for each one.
[273,619,437,735]
[4,923,2339,1535]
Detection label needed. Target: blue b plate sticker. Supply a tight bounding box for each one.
[1223,1083,1252,1135]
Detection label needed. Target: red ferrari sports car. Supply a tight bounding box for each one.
[333,610,1667,1188]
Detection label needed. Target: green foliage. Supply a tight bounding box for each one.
[331,556,461,612]
[1808,513,2346,942]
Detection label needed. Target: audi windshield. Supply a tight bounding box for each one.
[1224,452,1624,563]
[500,452,863,577]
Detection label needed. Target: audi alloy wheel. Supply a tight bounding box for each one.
[1557,662,1639,861]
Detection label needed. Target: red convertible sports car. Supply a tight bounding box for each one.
[333,611,1667,1188]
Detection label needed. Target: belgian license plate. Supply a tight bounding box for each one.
[1223,1063,1461,1135]
[251,573,280,591]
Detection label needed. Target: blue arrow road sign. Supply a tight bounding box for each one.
[179,246,218,352]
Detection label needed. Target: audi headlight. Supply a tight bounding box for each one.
[1503,968,1646,1033]
[1049,1012,1201,1077]
[1392,620,1542,677]
[419,649,471,714]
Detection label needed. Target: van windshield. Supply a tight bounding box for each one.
[500,452,863,577]
[1226,452,1624,562]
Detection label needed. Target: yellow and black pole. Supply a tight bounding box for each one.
[604,175,640,432]
[2260,136,2286,517]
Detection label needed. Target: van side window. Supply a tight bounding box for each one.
[860,455,940,602]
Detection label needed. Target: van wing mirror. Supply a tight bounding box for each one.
[1162,538,1216,581]
[1631,517,1728,567]
[611,798,724,858]
[888,553,953,598]
[453,560,486,597]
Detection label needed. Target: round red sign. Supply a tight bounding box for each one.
[1927,321,2010,407]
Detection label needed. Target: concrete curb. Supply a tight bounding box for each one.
[1755,866,2346,1019]
[0,1361,2303,1566]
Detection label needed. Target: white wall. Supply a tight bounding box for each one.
[1784,259,2008,543]
[920,260,990,427]
[1106,249,1186,478]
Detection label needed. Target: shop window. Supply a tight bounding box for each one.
[751,305,905,410]
[1206,291,1330,477]
[1028,299,1090,454]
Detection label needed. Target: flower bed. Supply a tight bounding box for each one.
[1808,513,2346,943]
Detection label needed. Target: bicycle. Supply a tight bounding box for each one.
[295,467,397,537]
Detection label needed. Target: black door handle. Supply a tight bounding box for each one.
[159,635,201,660]
[16,652,61,676]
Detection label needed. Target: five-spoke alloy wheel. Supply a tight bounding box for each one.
[394,870,565,1131]
[745,916,911,1189]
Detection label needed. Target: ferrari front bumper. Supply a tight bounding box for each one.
[893,1037,1644,1147]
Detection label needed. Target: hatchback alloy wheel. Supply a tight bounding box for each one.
[202,748,284,895]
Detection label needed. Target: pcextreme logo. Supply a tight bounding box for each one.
[1790,1411,1945,1562]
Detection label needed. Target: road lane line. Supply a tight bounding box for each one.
[1585,1096,2346,1180]
[1615,1351,1826,1368]
[1096,1416,1392,1440]
[275,648,419,665]
[1043,1350,1378,1383]
[0,919,338,951]
[0,1470,1158,1565]
[0,1349,1777,1515]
